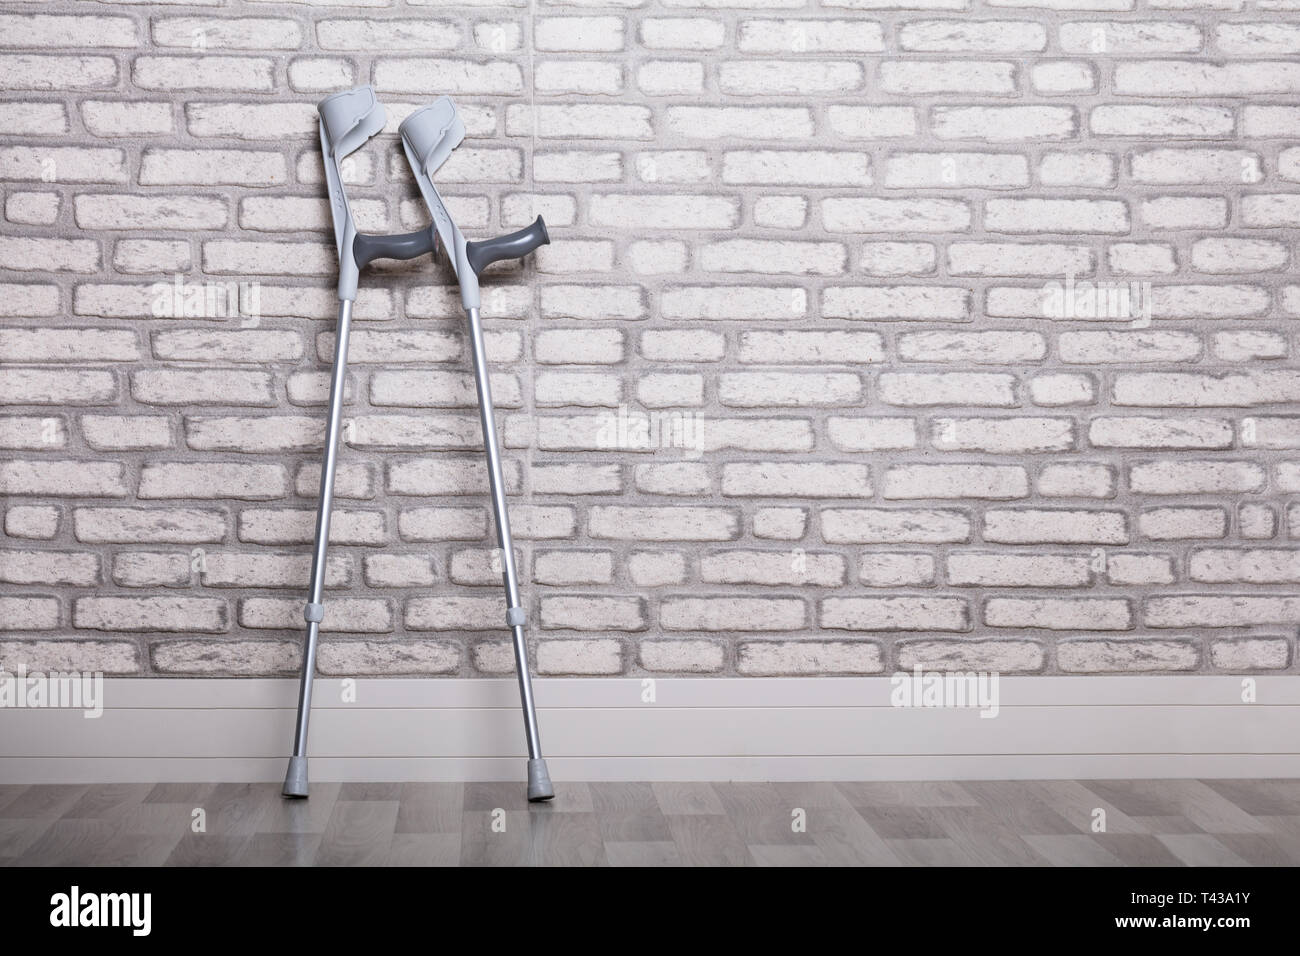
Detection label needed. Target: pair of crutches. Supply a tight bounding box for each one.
[283,86,554,802]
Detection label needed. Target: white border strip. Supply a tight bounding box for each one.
[1,677,1296,783]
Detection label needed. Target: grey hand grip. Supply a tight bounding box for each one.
[465,216,550,276]
[353,228,436,269]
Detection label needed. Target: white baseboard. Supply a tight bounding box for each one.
[2,676,1297,783]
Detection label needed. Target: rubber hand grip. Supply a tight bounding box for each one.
[353,228,436,269]
[464,216,549,276]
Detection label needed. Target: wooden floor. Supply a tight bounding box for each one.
[2,779,1299,866]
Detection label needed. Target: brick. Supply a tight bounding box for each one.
[247,597,391,632]
[737,641,883,676]
[628,552,687,586]
[1089,416,1232,449]
[666,106,812,140]
[1129,460,1264,494]
[1115,60,1300,96]
[822,596,968,631]
[878,372,1015,406]
[900,331,1047,363]
[589,506,738,541]
[1058,640,1198,673]
[82,415,172,451]
[74,507,227,544]
[134,56,273,91]
[131,369,273,406]
[1031,61,1096,93]
[5,505,60,539]
[931,417,1073,453]
[536,640,623,676]
[882,61,1017,94]
[1059,21,1201,53]
[985,198,1129,233]
[0,328,139,363]
[827,418,916,451]
[663,596,805,631]
[0,550,99,587]
[506,104,652,139]
[723,151,871,187]
[1030,374,1097,407]
[1189,549,1300,584]
[986,597,1131,630]
[1139,507,1227,540]
[1140,197,1228,230]
[883,464,1028,499]
[1145,595,1300,628]
[722,462,871,497]
[140,462,287,500]
[75,596,226,632]
[0,103,68,135]
[1,460,127,497]
[948,552,1090,587]
[1131,148,1262,184]
[642,17,725,49]
[1090,105,1232,137]
[825,287,970,321]
[0,640,137,673]
[637,61,704,95]
[823,197,971,233]
[317,18,457,49]
[947,242,1088,277]
[932,106,1076,141]
[1040,151,1115,186]
[589,194,738,230]
[0,596,59,630]
[822,508,970,544]
[828,106,917,139]
[738,19,884,52]
[719,372,861,407]
[860,553,936,587]
[640,640,724,673]
[719,60,863,95]
[899,639,1042,673]
[984,509,1127,543]
[140,149,286,186]
[1209,639,1290,672]
[75,195,227,230]
[374,59,522,95]
[885,153,1028,189]
[111,552,192,588]
[0,237,99,273]
[0,54,117,90]
[6,191,60,225]
[1060,332,1201,364]
[533,551,613,586]
[663,286,805,320]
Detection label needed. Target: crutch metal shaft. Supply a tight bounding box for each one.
[283,298,353,798]
[466,306,543,761]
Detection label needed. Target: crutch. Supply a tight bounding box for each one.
[284,85,457,798]
[399,98,553,801]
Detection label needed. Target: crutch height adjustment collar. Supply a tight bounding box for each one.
[303,602,325,624]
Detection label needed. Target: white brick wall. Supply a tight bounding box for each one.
[2,2,1298,679]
